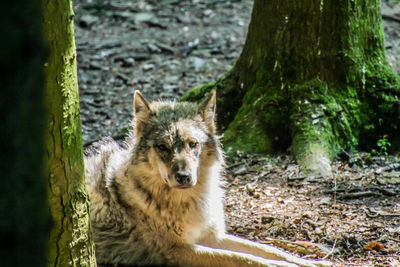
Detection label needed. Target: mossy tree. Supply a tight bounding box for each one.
[182,0,400,176]
[43,0,96,266]
[0,0,50,266]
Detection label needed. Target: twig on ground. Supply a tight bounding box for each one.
[382,13,400,23]
[338,191,381,200]
[322,238,337,260]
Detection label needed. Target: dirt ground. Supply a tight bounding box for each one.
[73,1,400,266]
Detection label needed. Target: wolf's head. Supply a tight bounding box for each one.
[132,90,218,189]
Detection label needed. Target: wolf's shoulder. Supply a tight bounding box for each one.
[84,136,122,157]
[84,137,131,193]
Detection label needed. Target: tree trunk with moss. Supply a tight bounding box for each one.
[183,0,400,176]
[0,0,50,266]
[43,0,96,266]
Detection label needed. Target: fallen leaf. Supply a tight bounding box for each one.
[363,241,385,251]
[296,241,317,249]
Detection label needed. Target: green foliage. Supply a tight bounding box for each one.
[180,81,215,103]
[376,135,391,156]
[349,137,359,153]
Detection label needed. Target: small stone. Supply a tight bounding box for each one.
[147,43,161,53]
[116,73,130,83]
[121,57,135,67]
[163,84,178,92]
[133,12,155,24]
[176,15,190,23]
[78,14,98,28]
[155,43,175,54]
[131,53,151,61]
[89,61,103,70]
[210,31,219,40]
[165,75,179,83]
[233,166,247,175]
[246,184,255,195]
[142,64,155,71]
[319,196,331,205]
[114,55,135,67]
[203,9,213,17]
[191,57,206,71]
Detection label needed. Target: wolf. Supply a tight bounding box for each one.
[85,90,331,267]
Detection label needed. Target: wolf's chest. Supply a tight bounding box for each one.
[169,205,207,244]
[142,193,210,243]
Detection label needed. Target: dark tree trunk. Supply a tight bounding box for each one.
[0,0,50,266]
[43,0,97,266]
[182,0,400,176]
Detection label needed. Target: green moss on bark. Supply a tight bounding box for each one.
[360,62,400,149]
[43,0,96,266]
[182,0,400,175]
[181,81,216,102]
[181,68,247,130]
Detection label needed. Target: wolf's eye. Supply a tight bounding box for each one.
[157,144,168,152]
[188,141,198,149]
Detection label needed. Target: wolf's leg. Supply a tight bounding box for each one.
[170,244,299,267]
[198,234,331,267]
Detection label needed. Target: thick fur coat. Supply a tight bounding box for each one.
[85,91,331,267]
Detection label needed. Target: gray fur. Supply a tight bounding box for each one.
[85,93,226,266]
[85,91,332,267]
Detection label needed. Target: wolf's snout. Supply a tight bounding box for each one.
[175,171,191,185]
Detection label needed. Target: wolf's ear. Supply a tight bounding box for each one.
[134,90,151,134]
[199,90,217,133]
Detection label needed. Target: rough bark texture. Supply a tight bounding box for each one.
[183,0,400,176]
[43,0,96,266]
[0,1,50,266]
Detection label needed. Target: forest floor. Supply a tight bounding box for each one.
[74,0,400,266]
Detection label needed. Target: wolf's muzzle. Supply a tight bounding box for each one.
[175,171,192,186]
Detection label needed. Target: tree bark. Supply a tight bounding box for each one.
[182,0,400,176]
[43,0,96,266]
[0,0,50,266]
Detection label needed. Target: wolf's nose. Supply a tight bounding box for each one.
[175,172,191,185]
